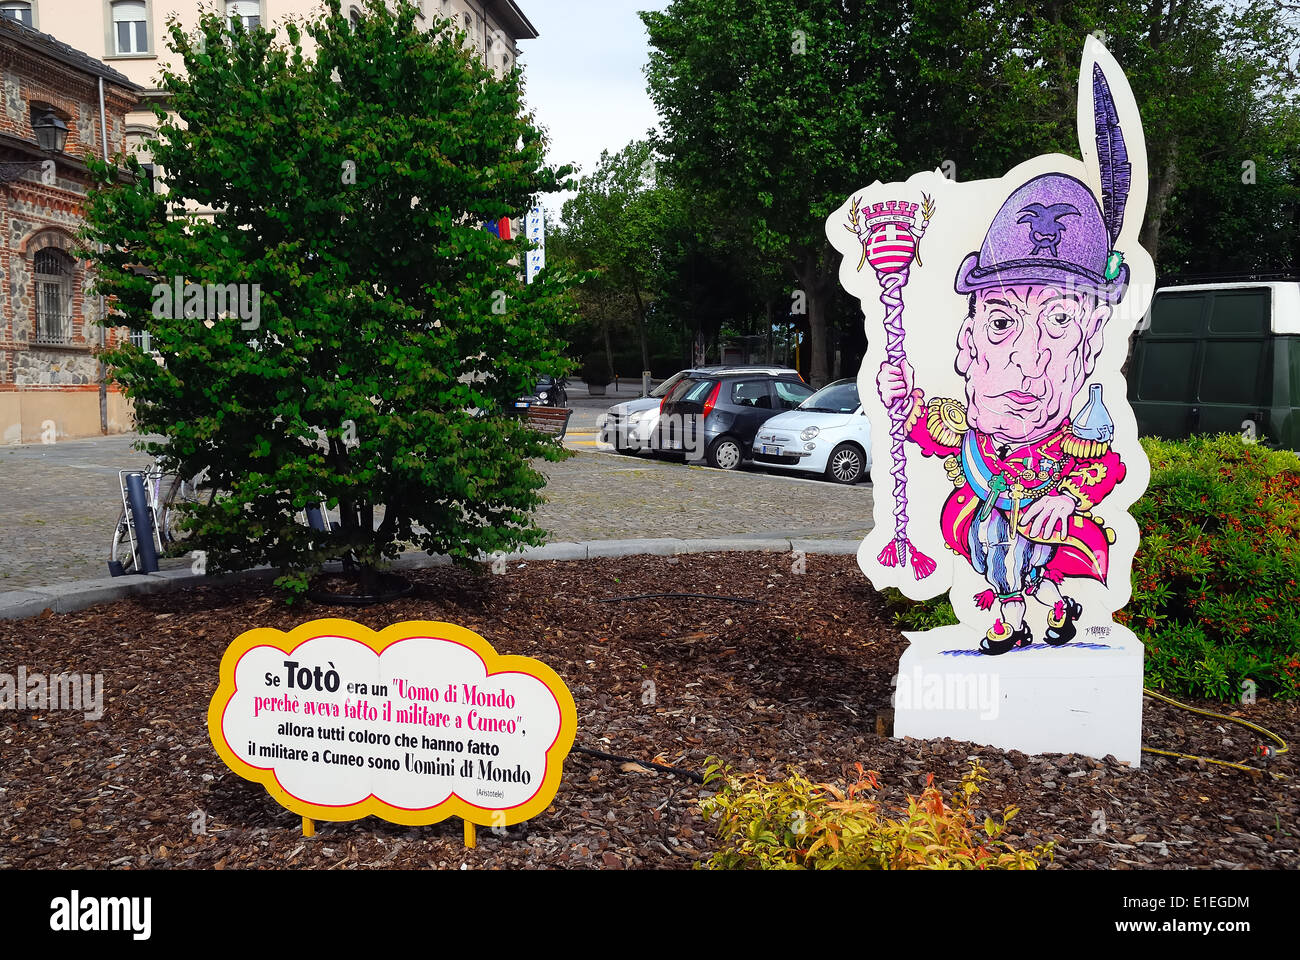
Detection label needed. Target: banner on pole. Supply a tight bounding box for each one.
[526,206,546,284]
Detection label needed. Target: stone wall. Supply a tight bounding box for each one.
[14,348,97,385]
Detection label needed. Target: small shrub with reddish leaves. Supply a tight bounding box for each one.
[698,760,1053,870]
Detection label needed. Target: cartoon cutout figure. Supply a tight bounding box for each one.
[834,38,1153,658]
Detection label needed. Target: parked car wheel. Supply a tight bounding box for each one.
[707,435,744,470]
[825,442,866,484]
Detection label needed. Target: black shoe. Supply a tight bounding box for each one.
[979,621,1033,656]
[1044,597,1083,646]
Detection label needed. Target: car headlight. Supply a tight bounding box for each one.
[538,392,549,400]
[800,426,820,441]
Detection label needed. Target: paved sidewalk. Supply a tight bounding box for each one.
[0,435,155,590]
[540,449,872,543]
[0,433,872,591]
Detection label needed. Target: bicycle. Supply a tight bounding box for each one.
[107,464,213,577]
[108,461,338,577]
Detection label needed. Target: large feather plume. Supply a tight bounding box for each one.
[1092,63,1131,247]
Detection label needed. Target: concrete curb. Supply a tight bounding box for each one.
[0,537,863,621]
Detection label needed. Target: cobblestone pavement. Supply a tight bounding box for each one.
[0,421,873,590]
[536,449,872,544]
[0,435,157,591]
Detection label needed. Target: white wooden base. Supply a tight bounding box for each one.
[893,623,1144,766]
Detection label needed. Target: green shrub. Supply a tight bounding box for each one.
[1125,435,1300,700]
[698,759,1052,870]
[881,434,1300,701]
[881,587,958,631]
[84,2,576,598]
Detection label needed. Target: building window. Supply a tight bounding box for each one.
[0,2,33,27]
[131,328,152,352]
[112,0,149,54]
[225,0,260,31]
[34,248,74,345]
[349,6,362,29]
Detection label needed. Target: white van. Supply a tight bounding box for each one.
[1128,280,1300,450]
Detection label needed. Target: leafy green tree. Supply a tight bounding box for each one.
[81,0,575,598]
[558,140,687,377]
[643,0,1299,349]
[644,0,939,387]
[548,226,634,384]
[994,0,1300,268]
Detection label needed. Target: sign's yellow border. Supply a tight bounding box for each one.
[206,618,578,827]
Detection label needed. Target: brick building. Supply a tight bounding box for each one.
[0,17,139,442]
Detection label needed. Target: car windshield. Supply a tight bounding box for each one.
[799,381,860,414]
[651,371,688,398]
[679,379,716,403]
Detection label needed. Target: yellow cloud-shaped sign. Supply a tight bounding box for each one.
[207,618,577,827]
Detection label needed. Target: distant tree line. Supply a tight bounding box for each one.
[554,0,1300,386]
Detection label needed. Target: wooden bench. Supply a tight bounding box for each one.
[525,405,573,441]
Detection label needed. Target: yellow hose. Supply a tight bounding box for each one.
[1142,687,1289,779]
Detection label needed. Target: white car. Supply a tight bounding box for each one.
[751,378,872,484]
[601,365,800,452]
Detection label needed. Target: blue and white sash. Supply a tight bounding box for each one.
[961,430,1015,512]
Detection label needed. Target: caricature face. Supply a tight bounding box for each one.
[956,284,1110,443]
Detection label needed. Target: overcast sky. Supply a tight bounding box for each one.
[517,0,671,222]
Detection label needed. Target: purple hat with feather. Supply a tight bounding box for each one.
[953,173,1128,303]
[955,63,1133,303]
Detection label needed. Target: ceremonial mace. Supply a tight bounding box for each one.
[847,194,937,580]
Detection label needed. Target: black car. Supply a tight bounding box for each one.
[515,375,568,410]
[653,372,814,469]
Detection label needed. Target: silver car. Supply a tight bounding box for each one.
[600,365,800,452]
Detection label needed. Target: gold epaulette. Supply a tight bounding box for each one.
[901,390,925,436]
[1061,433,1111,458]
[927,398,968,447]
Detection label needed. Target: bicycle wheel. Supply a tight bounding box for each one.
[109,509,137,575]
[160,471,216,553]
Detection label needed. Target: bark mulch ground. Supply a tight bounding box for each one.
[1,553,1296,870]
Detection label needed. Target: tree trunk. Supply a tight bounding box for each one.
[602,314,614,383]
[765,298,774,362]
[1140,142,1179,269]
[331,436,361,575]
[796,259,831,388]
[629,276,651,375]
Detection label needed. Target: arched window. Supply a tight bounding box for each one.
[111,0,148,55]
[349,6,362,30]
[34,247,74,344]
[225,0,260,31]
[0,2,33,27]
